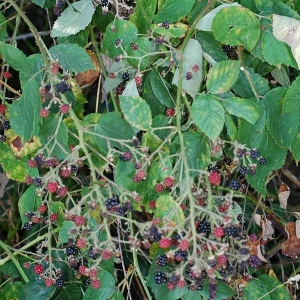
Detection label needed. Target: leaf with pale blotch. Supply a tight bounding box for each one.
[243,280,271,300]
[172,39,203,98]
[222,97,262,124]
[191,93,225,141]
[278,182,290,209]
[206,60,241,94]
[273,14,300,69]
[122,79,139,97]
[119,96,152,131]
[196,3,240,31]
[51,0,95,37]
[153,195,185,227]
[211,6,260,51]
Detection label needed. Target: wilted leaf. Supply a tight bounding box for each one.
[278,182,290,209]
[256,244,269,263]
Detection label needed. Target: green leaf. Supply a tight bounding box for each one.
[261,26,297,68]
[150,70,174,108]
[83,269,115,300]
[196,3,240,31]
[292,127,300,163]
[172,39,203,97]
[242,279,271,300]
[49,43,94,73]
[129,0,156,34]
[222,97,262,124]
[211,6,260,51]
[19,280,56,300]
[92,6,114,32]
[125,37,151,70]
[57,28,89,48]
[31,0,46,7]
[0,43,32,80]
[0,143,28,182]
[264,87,299,149]
[94,112,135,154]
[238,107,286,196]
[1,281,24,300]
[255,0,299,18]
[119,96,152,130]
[271,67,290,87]
[114,160,137,192]
[39,114,70,160]
[191,93,225,141]
[51,0,95,37]
[23,54,44,84]
[225,113,238,141]
[57,221,75,246]
[153,0,195,23]
[232,67,270,98]
[10,80,41,142]
[18,186,39,227]
[54,283,83,300]
[0,260,21,278]
[283,75,300,113]
[198,280,235,300]
[0,13,8,42]
[102,19,138,59]
[206,60,241,94]
[258,274,291,300]
[195,31,227,62]
[183,132,211,176]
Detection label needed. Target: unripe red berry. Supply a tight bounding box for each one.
[3,71,12,79]
[33,263,44,274]
[159,237,171,249]
[40,108,50,118]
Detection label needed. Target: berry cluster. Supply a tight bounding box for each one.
[53,0,65,16]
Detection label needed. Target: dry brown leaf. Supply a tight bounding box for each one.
[261,219,274,240]
[281,222,300,259]
[278,182,290,209]
[256,244,268,263]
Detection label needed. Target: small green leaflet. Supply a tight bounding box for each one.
[211,6,260,51]
[18,186,38,227]
[191,93,225,141]
[51,0,95,37]
[172,39,203,98]
[206,60,241,94]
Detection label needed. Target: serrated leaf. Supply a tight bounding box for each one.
[18,186,39,227]
[271,67,290,87]
[92,6,114,32]
[222,97,262,124]
[94,112,135,154]
[1,281,24,299]
[183,132,211,176]
[206,60,241,94]
[102,19,138,59]
[19,280,56,300]
[0,13,8,42]
[57,28,89,48]
[150,70,174,107]
[10,80,41,142]
[225,113,238,141]
[39,114,70,160]
[31,0,46,7]
[255,0,299,18]
[195,31,227,62]
[191,93,225,141]
[119,96,152,130]
[54,283,83,300]
[258,274,291,300]
[196,3,241,31]
[83,269,115,300]
[261,26,297,68]
[57,221,75,246]
[0,43,32,80]
[172,39,203,97]
[211,6,260,51]
[49,43,94,73]
[242,279,271,300]
[122,79,139,97]
[283,75,300,113]
[0,261,21,278]
[51,0,95,37]
[232,67,270,98]
[264,87,299,149]
[153,0,195,23]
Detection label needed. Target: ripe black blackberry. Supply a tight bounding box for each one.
[101,0,108,6]
[2,121,10,130]
[88,246,100,259]
[248,255,261,268]
[119,151,132,161]
[197,219,211,234]
[153,234,162,242]
[116,206,126,215]
[208,165,219,172]
[237,214,243,222]
[54,0,65,16]
[115,38,121,46]
[122,72,130,81]
[85,278,91,286]
[32,177,42,187]
[239,166,248,176]
[224,226,238,237]
[154,271,167,284]
[222,45,237,59]
[34,154,45,167]
[23,222,33,230]
[229,179,240,190]
[175,249,187,261]
[162,20,170,29]
[65,245,78,256]
[250,148,260,159]
[56,81,71,94]
[56,276,64,288]
[70,165,77,174]
[258,157,267,165]
[25,211,35,221]
[0,135,6,142]
[156,255,168,266]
